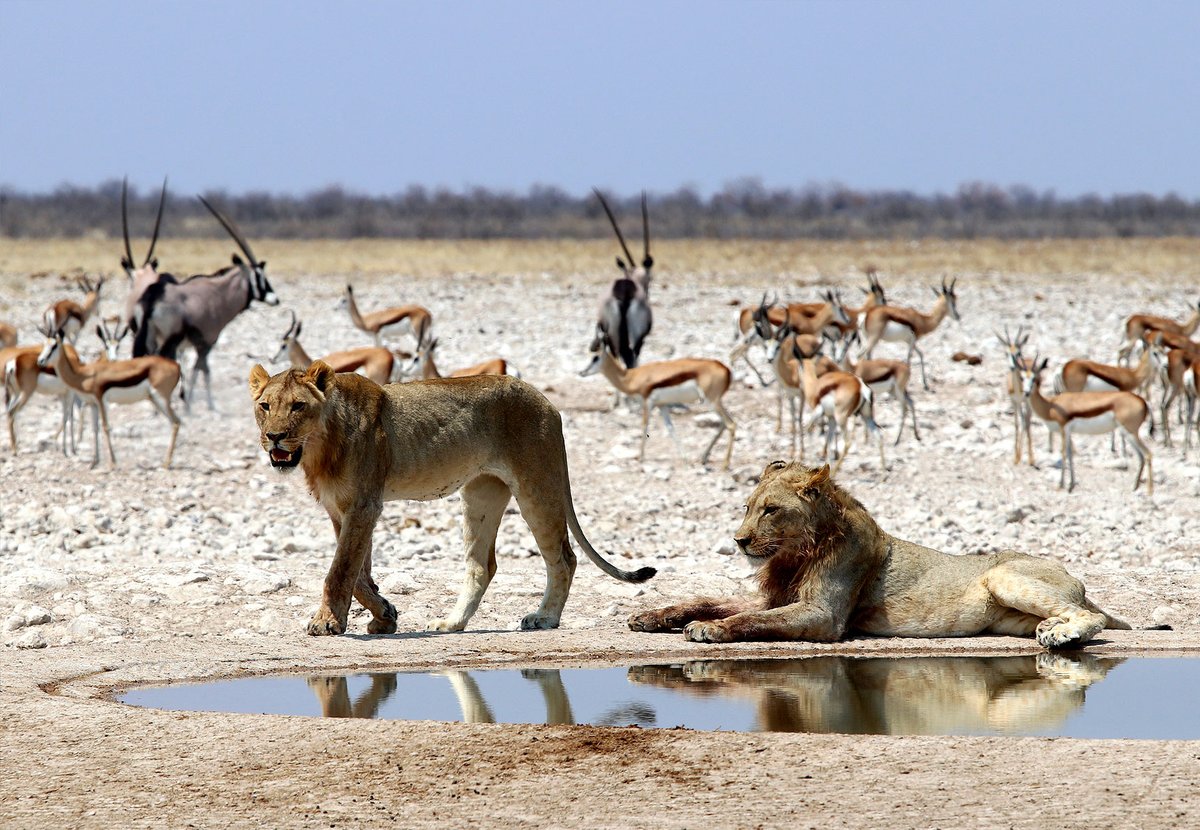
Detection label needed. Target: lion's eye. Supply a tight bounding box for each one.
[259,402,269,412]
[762,505,779,516]
[291,401,306,412]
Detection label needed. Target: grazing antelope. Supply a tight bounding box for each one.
[2,343,78,455]
[837,330,920,446]
[1020,356,1152,495]
[796,346,886,476]
[0,321,16,349]
[782,289,851,338]
[593,188,653,368]
[133,195,279,409]
[996,326,1035,466]
[859,277,961,391]
[581,324,735,469]
[42,276,104,343]
[120,178,169,338]
[408,337,519,380]
[38,327,182,469]
[272,312,402,386]
[343,284,433,349]
[1117,299,1200,364]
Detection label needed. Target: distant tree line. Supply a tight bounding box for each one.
[3,178,1199,239]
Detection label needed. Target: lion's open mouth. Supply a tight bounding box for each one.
[269,446,302,468]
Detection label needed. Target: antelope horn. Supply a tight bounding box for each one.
[144,177,167,266]
[198,195,258,266]
[286,309,297,338]
[121,177,135,268]
[641,191,653,269]
[592,188,635,268]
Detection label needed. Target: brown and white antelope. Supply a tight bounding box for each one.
[2,343,78,455]
[782,289,851,338]
[837,330,920,446]
[796,346,886,476]
[0,321,16,349]
[408,337,519,380]
[859,277,961,391]
[729,293,783,384]
[1158,345,1199,450]
[1020,356,1152,495]
[343,284,433,350]
[1117,298,1200,364]
[764,327,837,459]
[593,188,653,368]
[133,195,279,409]
[581,324,735,469]
[272,312,402,386]
[996,326,1035,466]
[43,276,104,343]
[38,327,183,468]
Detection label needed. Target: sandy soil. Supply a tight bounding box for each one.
[2,257,1199,828]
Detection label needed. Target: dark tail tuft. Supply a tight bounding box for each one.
[629,566,657,583]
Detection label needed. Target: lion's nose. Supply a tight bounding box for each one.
[266,431,287,443]
[734,536,752,551]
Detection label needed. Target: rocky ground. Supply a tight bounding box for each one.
[2,260,1199,828]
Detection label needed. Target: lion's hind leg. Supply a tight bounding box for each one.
[429,475,511,633]
[983,558,1108,650]
[628,597,762,633]
[509,479,579,631]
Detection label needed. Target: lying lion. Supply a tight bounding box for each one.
[630,461,1129,649]
[249,361,654,636]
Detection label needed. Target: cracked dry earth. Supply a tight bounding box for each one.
[3,261,1200,829]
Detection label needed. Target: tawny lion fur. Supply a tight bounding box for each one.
[250,361,653,636]
[630,460,1129,649]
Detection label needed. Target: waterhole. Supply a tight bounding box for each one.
[118,654,1200,738]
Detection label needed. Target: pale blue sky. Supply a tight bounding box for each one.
[3,0,1198,198]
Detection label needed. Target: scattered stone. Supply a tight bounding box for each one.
[13,629,47,649]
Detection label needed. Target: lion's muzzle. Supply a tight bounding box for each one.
[264,432,303,468]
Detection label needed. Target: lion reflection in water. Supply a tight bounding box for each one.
[629,653,1122,735]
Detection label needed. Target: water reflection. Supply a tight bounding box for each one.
[301,653,1120,735]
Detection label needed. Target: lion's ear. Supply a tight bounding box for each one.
[304,360,335,399]
[249,364,270,399]
[760,459,791,481]
[799,464,832,495]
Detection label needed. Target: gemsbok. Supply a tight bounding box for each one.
[408,337,518,380]
[581,323,735,468]
[133,195,279,409]
[1020,356,1152,495]
[120,177,169,338]
[1117,299,1200,364]
[38,326,183,469]
[343,284,433,349]
[273,312,402,386]
[859,277,961,391]
[593,188,653,368]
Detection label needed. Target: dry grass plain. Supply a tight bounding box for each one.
[2,237,1200,829]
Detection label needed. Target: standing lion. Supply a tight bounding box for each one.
[630,461,1130,649]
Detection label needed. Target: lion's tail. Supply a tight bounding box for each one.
[1087,599,1132,630]
[562,470,656,584]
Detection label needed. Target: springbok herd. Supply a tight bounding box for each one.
[2,187,1199,501]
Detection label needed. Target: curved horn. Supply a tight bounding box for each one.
[198,195,257,265]
[144,177,167,266]
[286,309,297,338]
[641,191,653,269]
[592,188,635,268]
[121,177,135,268]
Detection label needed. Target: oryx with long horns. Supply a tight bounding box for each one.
[593,188,653,368]
[132,195,279,409]
[120,177,169,342]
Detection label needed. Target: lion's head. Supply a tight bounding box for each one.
[249,361,335,470]
[734,461,878,607]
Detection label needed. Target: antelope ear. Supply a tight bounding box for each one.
[249,364,271,399]
[232,254,244,266]
[305,360,335,397]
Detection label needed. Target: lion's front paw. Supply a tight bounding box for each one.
[427,618,466,632]
[628,609,673,632]
[684,620,732,643]
[520,612,559,631]
[307,608,346,636]
[1035,616,1081,649]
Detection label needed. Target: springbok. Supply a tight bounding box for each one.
[581,324,735,469]
[0,321,16,349]
[343,284,432,349]
[2,343,78,455]
[1158,345,1200,450]
[837,330,920,446]
[859,277,961,391]
[120,178,169,338]
[828,270,889,338]
[1020,356,1152,495]
[43,276,104,343]
[272,312,402,386]
[593,188,653,368]
[1117,299,1200,364]
[764,328,834,459]
[38,327,182,468]
[132,195,279,409]
[408,337,519,380]
[796,345,886,476]
[782,290,851,338]
[997,326,1036,466]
